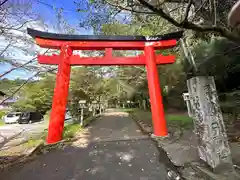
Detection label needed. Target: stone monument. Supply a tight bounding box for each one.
[187,76,233,172]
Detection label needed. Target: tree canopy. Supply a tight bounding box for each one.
[76,0,240,41]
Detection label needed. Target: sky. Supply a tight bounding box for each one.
[31,0,93,34]
[0,0,94,80]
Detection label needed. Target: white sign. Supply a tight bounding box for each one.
[182,93,190,101]
[79,100,86,104]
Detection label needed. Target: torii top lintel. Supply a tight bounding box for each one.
[27,28,183,50]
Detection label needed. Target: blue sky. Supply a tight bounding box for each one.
[1,0,130,80]
[31,0,93,34]
[0,64,32,79]
[1,0,93,80]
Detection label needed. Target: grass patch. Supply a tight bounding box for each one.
[0,122,84,158]
[24,139,44,148]
[130,110,152,126]
[0,120,5,126]
[0,110,6,126]
[129,109,193,129]
[166,114,193,129]
[23,130,48,148]
[63,123,82,139]
[22,123,82,149]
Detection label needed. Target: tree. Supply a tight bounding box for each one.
[0,78,26,94]
[0,0,78,105]
[100,19,187,109]
[76,0,240,41]
[186,36,240,92]
[0,1,43,70]
[69,67,106,117]
[13,74,55,114]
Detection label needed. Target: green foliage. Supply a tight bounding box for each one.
[63,123,82,139]
[24,123,82,148]
[69,66,133,116]
[24,139,44,148]
[0,110,5,126]
[188,37,240,92]
[0,78,26,95]
[0,110,6,119]
[130,109,193,130]
[13,75,55,115]
[0,120,4,126]
[23,123,82,148]
[69,67,101,118]
[100,20,186,110]
[166,114,193,129]
[101,23,137,36]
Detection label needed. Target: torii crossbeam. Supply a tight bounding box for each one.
[28,28,183,144]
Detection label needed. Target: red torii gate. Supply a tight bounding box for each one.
[27,28,183,144]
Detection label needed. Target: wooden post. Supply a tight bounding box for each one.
[187,76,233,172]
[80,108,84,126]
[183,92,193,117]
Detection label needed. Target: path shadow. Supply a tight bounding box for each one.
[0,112,168,180]
[1,139,167,180]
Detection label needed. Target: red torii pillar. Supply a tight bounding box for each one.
[144,44,167,137]
[48,45,72,143]
[27,28,183,144]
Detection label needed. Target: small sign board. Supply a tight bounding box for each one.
[79,100,87,108]
[182,93,190,101]
[79,100,87,104]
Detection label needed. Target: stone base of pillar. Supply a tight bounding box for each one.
[151,133,170,139]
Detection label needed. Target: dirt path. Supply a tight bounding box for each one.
[0,110,169,180]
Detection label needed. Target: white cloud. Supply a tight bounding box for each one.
[0,9,94,79]
[0,19,56,68]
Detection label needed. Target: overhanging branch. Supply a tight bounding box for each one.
[137,0,240,42]
[182,0,193,22]
[0,49,51,78]
[105,0,155,14]
[137,0,181,26]
[0,0,9,7]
